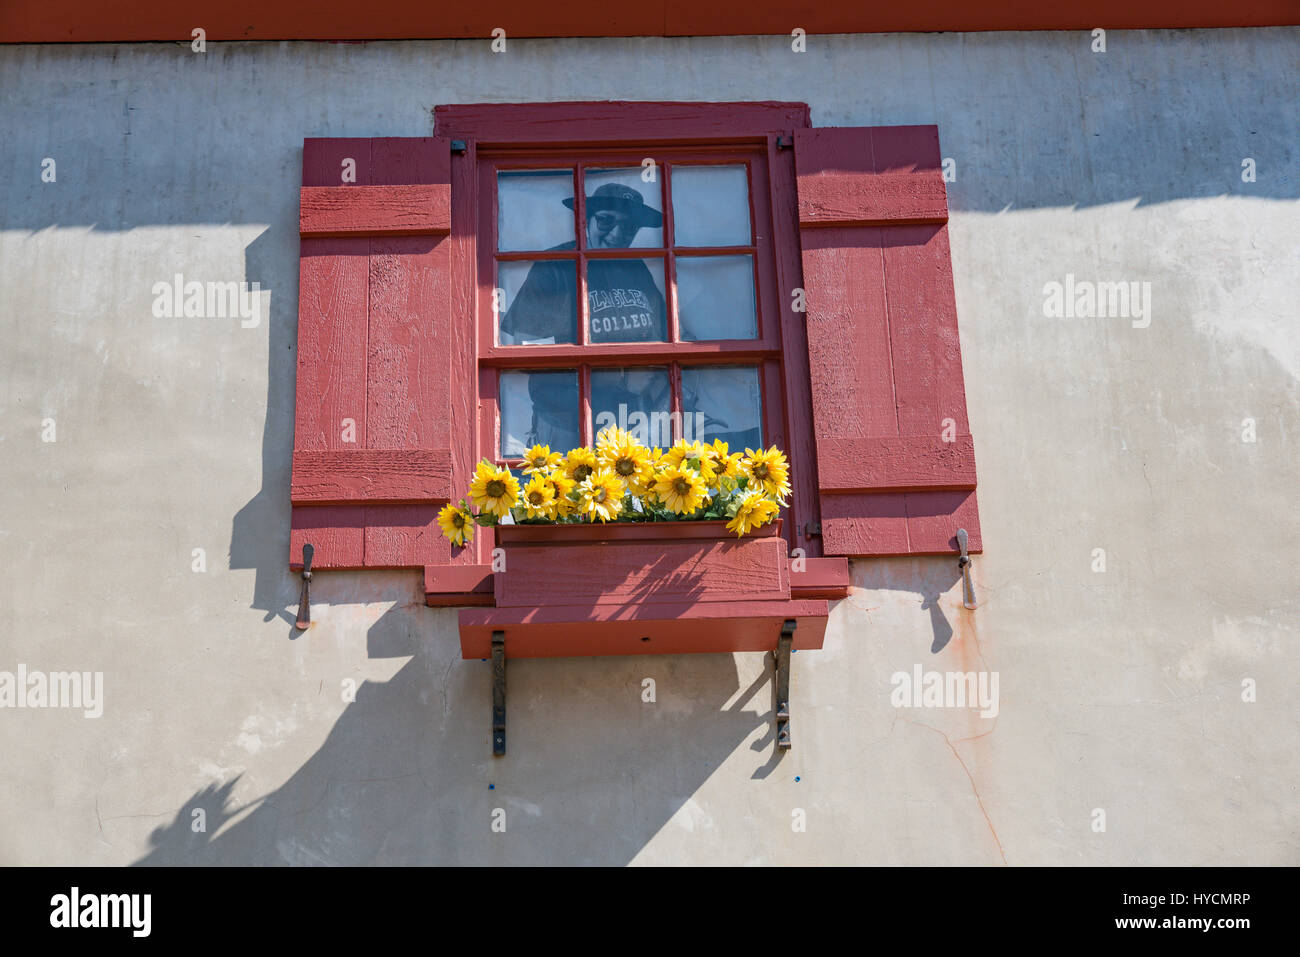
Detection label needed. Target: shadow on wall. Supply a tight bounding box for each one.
[133,595,792,865]
[229,226,302,633]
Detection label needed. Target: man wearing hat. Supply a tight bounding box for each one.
[501,182,667,345]
[501,181,669,454]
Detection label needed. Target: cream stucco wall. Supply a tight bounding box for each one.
[1,28,1297,864]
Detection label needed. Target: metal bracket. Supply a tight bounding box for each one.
[776,134,794,149]
[803,521,821,538]
[450,139,468,154]
[491,631,506,756]
[295,543,314,630]
[956,528,976,610]
[775,619,795,750]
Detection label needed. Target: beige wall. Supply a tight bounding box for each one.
[1,28,1296,864]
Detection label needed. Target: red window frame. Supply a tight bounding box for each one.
[436,102,820,559]
[475,146,786,468]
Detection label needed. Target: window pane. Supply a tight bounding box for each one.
[586,257,667,343]
[680,366,762,450]
[498,259,577,345]
[582,169,664,249]
[676,255,757,341]
[591,368,672,448]
[671,165,750,247]
[499,370,580,458]
[497,169,575,252]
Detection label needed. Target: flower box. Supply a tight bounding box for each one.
[491,519,787,609]
[492,518,782,545]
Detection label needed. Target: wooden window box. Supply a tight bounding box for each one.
[456,519,831,658]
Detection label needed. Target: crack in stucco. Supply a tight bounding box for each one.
[902,715,1008,865]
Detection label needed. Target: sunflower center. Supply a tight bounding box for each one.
[753,464,769,480]
[530,456,545,468]
[528,491,544,505]
[486,480,506,498]
[451,513,465,528]
[574,465,593,482]
[594,487,608,503]
[673,477,691,495]
[615,457,635,476]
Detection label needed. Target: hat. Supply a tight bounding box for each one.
[563,183,663,228]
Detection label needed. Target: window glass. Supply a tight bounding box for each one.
[676,255,757,341]
[680,366,762,450]
[499,370,580,458]
[671,165,751,247]
[590,368,672,448]
[583,169,663,249]
[585,258,667,343]
[498,260,577,345]
[497,169,575,252]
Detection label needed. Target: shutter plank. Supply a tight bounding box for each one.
[795,125,982,557]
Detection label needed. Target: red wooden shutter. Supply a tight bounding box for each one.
[291,136,466,571]
[795,125,981,556]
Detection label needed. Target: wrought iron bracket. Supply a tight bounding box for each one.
[775,619,795,750]
[956,528,976,610]
[295,543,314,630]
[491,631,507,756]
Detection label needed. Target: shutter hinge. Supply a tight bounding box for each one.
[803,521,821,538]
[450,139,468,154]
[776,134,794,149]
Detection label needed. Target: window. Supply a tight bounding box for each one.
[476,149,784,475]
[290,104,982,587]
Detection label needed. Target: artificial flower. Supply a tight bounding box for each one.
[436,502,475,546]
[741,445,791,504]
[521,444,563,475]
[469,460,519,519]
[578,467,626,522]
[726,488,780,537]
[651,464,709,515]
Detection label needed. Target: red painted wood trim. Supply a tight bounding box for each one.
[436,102,811,144]
[299,185,451,237]
[291,504,452,569]
[795,126,948,227]
[795,124,981,557]
[767,133,822,558]
[820,491,982,556]
[818,435,976,492]
[10,3,1294,43]
[790,557,850,599]
[290,449,454,503]
[425,563,494,594]
[797,172,948,226]
[425,561,495,606]
[495,537,790,608]
[459,599,829,659]
[494,519,780,544]
[291,505,365,569]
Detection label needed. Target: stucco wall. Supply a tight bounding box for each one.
[1,29,1296,865]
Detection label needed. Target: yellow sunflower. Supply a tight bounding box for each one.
[545,471,579,515]
[651,464,708,515]
[520,444,563,475]
[563,446,599,485]
[708,439,744,489]
[660,439,718,485]
[436,502,475,546]
[742,445,791,504]
[726,489,780,537]
[597,427,654,494]
[519,473,557,519]
[578,467,625,523]
[469,460,519,519]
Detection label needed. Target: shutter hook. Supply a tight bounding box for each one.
[295,543,314,630]
[955,529,976,610]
